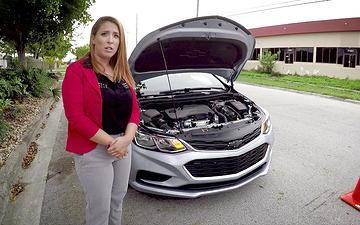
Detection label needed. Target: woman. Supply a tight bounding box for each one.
[62,16,139,225]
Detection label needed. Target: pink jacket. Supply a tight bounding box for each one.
[62,59,140,154]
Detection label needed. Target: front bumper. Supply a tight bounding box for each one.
[129,129,274,198]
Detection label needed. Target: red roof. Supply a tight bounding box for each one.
[249,17,360,37]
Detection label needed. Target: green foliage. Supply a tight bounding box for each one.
[0,98,13,111]
[27,34,72,60]
[0,98,11,141]
[47,71,60,80]
[22,68,53,97]
[0,69,28,100]
[259,51,278,74]
[0,40,16,57]
[51,88,61,101]
[72,45,90,59]
[0,67,55,99]
[0,115,8,142]
[0,0,95,66]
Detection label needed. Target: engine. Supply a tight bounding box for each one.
[140,100,251,131]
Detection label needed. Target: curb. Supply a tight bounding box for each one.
[0,98,62,225]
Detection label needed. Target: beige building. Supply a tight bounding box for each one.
[244,17,360,80]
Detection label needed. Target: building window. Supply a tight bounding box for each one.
[337,48,344,64]
[279,48,285,61]
[255,47,358,67]
[343,48,357,68]
[285,48,294,64]
[316,48,322,62]
[324,48,330,63]
[335,48,359,67]
[316,47,337,64]
[295,47,313,62]
[262,48,285,61]
[251,48,260,60]
[330,48,337,63]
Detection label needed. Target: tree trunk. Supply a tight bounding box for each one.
[15,29,26,68]
[17,47,26,68]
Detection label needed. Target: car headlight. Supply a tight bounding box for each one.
[134,131,187,153]
[261,117,271,134]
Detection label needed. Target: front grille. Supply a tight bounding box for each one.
[184,144,268,177]
[181,163,266,190]
[188,127,261,150]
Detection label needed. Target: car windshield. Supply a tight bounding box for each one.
[137,72,227,96]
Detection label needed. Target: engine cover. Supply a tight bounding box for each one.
[164,105,213,120]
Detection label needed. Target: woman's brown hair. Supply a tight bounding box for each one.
[89,16,135,87]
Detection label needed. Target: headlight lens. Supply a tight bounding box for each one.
[261,117,271,134]
[134,131,186,153]
[134,131,156,149]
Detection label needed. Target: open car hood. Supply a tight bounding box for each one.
[129,16,255,83]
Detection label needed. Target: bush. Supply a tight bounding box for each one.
[0,69,28,101]
[0,65,57,142]
[259,51,278,74]
[0,98,13,110]
[0,116,8,142]
[0,66,55,99]
[22,67,53,97]
[0,98,22,121]
[0,98,10,141]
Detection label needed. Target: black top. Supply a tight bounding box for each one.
[96,73,133,134]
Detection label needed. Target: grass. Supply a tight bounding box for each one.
[237,70,360,101]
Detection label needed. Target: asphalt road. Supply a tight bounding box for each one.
[40,83,360,225]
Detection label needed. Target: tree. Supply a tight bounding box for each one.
[27,34,72,60]
[0,0,95,67]
[72,45,90,60]
[0,41,16,58]
[259,51,278,74]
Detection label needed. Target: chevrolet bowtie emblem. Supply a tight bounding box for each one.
[228,140,243,147]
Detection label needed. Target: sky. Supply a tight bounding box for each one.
[70,0,360,58]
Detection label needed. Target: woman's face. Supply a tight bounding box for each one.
[92,21,120,60]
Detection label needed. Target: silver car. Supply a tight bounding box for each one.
[128,16,274,198]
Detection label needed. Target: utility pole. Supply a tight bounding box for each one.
[136,13,138,44]
[196,0,199,17]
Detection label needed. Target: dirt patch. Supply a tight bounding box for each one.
[0,97,47,168]
[9,180,25,201]
[22,142,39,169]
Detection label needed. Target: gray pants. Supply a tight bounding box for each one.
[73,142,131,225]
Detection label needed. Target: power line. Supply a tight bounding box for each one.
[226,0,331,17]
[225,0,304,14]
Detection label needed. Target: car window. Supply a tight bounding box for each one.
[138,72,227,96]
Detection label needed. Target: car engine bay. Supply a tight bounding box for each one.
[140,94,262,134]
